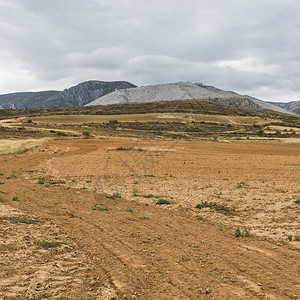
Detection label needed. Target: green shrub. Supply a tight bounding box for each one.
[36,240,65,249]
[156,198,171,205]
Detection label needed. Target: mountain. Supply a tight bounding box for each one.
[86,81,288,114]
[0,81,136,109]
[267,101,300,116]
[41,80,136,108]
[0,91,60,109]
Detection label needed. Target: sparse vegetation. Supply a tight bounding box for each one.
[106,192,121,198]
[56,131,68,136]
[37,177,66,185]
[0,215,38,224]
[36,240,66,249]
[12,196,19,201]
[92,203,111,211]
[4,294,40,300]
[156,198,171,205]
[235,227,250,238]
[195,201,236,215]
[114,146,145,151]
[237,181,250,189]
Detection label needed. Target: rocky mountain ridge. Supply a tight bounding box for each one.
[0,81,136,109]
[0,80,298,116]
[268,101,300,116]
[87,81,292,114]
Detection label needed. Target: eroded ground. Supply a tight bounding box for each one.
[0,138,299,299]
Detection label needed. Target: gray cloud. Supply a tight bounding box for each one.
[0,0,300,101]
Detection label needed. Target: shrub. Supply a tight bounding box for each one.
[156,198,171,205]
[195,201,236,215]
[235,227,250,238]
[56,131,68,136]
[36,240,65,249]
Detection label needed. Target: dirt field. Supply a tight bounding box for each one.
[0,138,299,299]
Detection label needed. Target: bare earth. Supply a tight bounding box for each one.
[0,138,299,299]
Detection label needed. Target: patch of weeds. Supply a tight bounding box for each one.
[195,201,236,215]
[86,180,92,183]
[197,215,203,220]
[286,163,300,166]
[133,181,139,184]
[50,130,56,133]
[36,240,66,249]
[237,181,250,189]
[37,177,66,185]
[6,174,17,179]
[125,208,133,212]
[287,235,293,241]
[143,194,155,198]
[48,179,66,185]
[156,198,171,205]
[0,190,8,194]
[4,294,40,300]
[12,196,19,201]
[294,198,300,204]
[138,216,149,220]
[24,170,34,174]
[144,174,155,177]
[92,203,111,211]
[56,131,68,136]
[0,215,38,224]
[106,192,121,198]
[82,131,91,138]
[37,177,46,184]
[235,227,250,238]
[0,173,3,176]
[115,146,145,151]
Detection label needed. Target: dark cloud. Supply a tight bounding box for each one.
[0,0,300,101]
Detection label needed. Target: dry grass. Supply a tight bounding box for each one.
[0,138,48,155]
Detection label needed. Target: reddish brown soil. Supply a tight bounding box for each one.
[0,138,299,299]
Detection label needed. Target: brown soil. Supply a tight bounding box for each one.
[0,138,299,299]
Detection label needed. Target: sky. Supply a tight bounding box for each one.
[0,0,300,102]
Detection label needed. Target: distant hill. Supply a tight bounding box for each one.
[267,101,300,116]
[0,91,60,109]
[0,81,136,109]
[87,81,294,114]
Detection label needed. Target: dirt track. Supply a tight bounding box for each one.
[0,138,299,299]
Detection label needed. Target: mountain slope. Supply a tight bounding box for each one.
[268,100,300,116]
[41,80,136,108]
[0,91,60,109]
[86,82,263,113]
[0,81,136,109]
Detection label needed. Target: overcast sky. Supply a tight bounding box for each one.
[0,0,299,102]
